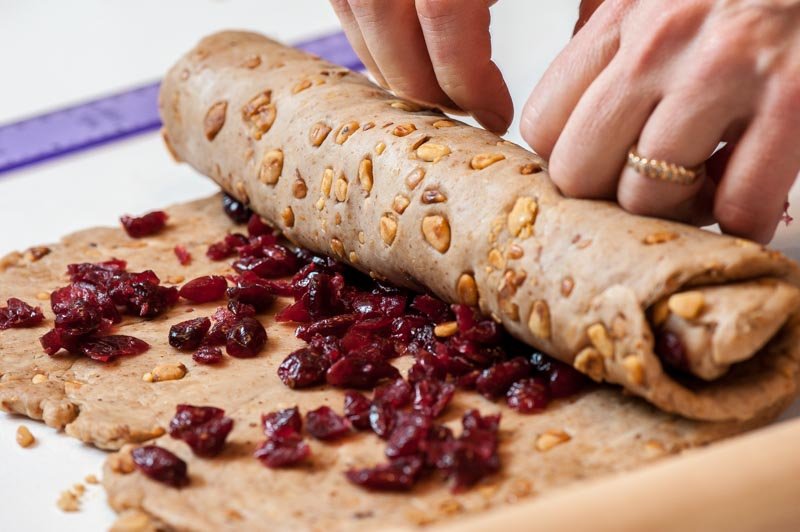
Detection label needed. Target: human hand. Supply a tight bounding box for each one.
[522,0,800,243]
[329,0,513,133]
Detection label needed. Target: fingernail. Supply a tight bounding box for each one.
[472,109,510,134]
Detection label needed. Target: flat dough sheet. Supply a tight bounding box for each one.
[0,195,778,530]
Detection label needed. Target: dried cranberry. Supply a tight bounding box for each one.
[222,193,252,224]
[295,314,356,342]
[131,445,188,487]
[178,275,227,303]
[410,294,451,322]
[506,378,550,413]
[432,410,501,492]
[277,348,329,388]
[345,456,424,491]
[227,274,277,312]
[51,283,119,336]
[0,298,45,330]
[108,273,178,318]
[254,437,310,468]
[369,403,396,439]
[262,407,303,440]
[306,406,350,441]
[412,380,455,418]
[169,317,211,351]
[407,351,447,383]
[193,345,223,365]
[373,378,412,409]
[76,335,149,362]
[227,300,256,318]
[655,330,687,370]
[120,211,168,239]
[343,391,372,430]
[225,317,267,357]
[308,334,343,363]
[385,412,431,458]
[326,352,400,389]
[205,307,238,345]
[247,214,273,237]
[168,405,234,457]
[462,409,501,432]
[452,304,502,344]
[475,357,531,399]
[352,293,407,318]
[546,359,587,398]
[206,233,248,261]
[232,245,298,278]
[235,234,279,258]
[67,259,127,287]
[173,245,192,266]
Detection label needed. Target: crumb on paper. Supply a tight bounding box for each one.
[57,490,80,512]
[85,474,100,484]
[16,425,35,448]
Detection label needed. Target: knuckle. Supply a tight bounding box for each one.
[713,197,773,241]
[547,151,591,199]
[416,0,459,19]
[617,186,654,216]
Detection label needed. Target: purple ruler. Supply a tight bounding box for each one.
[0,31,361,176]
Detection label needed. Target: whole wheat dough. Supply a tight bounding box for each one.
[159,31,800,421]
[0,195,785,531]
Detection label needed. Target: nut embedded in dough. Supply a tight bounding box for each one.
[334,121,359,144]
[421,215,451,253]
[308,122,331,146]
[574,347,605,382]
[281,206,294,228]
[292,178,307,199]
[416,142,451,163]
[258,149,284,185]
[334,174,349,202]
[380,214,398,246]
[644,231,679,245]
[242,91,275,140]
[668,291,705,319]
[587,323,614,358]
[321,168,334,197]
[203,100,227,141]
[392,123,417,137]
[432,119,455,128]
[147,363,187,383]
[507,197,538,238]
[456,273,479,306]
[358,158,374,195]
[421,187,446,204]
[292,79,312,94]
[535,429,571,452]
[528,300,551,340]
[470,153,506,170]
[392,194,410,214]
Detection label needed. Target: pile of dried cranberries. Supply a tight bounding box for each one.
[199,194,588,492]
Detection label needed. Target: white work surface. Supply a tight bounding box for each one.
[0,1,798,530]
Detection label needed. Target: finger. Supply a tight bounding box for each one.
[574,0,607,35]
[714,89,800,243]
[346,0,456,110]
[329,0,388,87]
[546,56,660,199]
[415,0,513,132]
[615,92,744,222]
[521,0,624,159]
